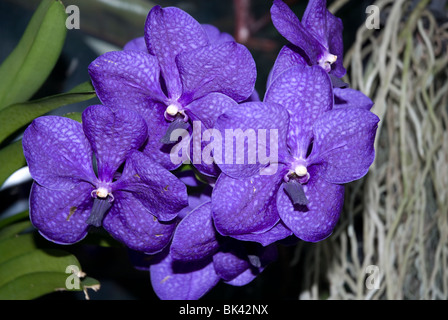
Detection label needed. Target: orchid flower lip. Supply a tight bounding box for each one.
[284,158,310,184]
[91,186,114,202]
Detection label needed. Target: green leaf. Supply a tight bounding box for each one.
[0,140,26,188]
[0,272,74,300]
[0,81,96,144]
[0,273,101,300]
[0,210,29,230]
[0,231,100,300]
[0,232,36,264]
[0,0,67,109]
[0,248,79,288]
[0,220,32,242]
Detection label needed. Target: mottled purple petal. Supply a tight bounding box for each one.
[176,41,256,103]
[334,88,374,110]
[89,50,166,107]
[103,191,177,253]
[267,45,309,89]
[325,11,345,77]
[145,6,209,98]
[211,170,286,236]
[214,101,290,178]
[265,65,333,158]
[276,165,345,242]
[223,244,278,286]
[202,24,235,43]
[186,93,238,130]
[150,251,219,300]
[232,221,293,246]
[82,105,148,182]
[170,201,220,261]
[23,116,96,190]
[123,36,147,52]
[224,269,256,286]
[309,108,379,184]
[302,0,328,48]
[213,250,250,282]
[29,182,93,244]
[117,151,188,221]
[271,0,324,63]
[185,93,238,177]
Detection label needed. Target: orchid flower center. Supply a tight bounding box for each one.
[165,104,179,117]
[318,52,337,73]
[294,165,308,177]
[164,102,188,122]
[160,102,191,144]
[94,187,109,199]
[283,161,310,206]
[87,186,114,227]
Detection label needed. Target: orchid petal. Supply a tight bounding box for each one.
[271,0,324,63]
[123,36,147,52]
[265,65,333,158]
[23,116,96,190]
[103,191,177,254]
[267,45,308,89]
[202,24,235,43]
[334,88,374,110]
[302,0,328,47]
[29,182,93,244]
[185,93,238,177]
[211,170,286,236]
[310,108,379,184]
[118,151,188,221]
[145,6,209,98]
[325,10,345,77]
[82,105,148,182]
[276,165,345,242]
[224,244,278,286]
[232,221,293,246]
[170,201,219,262]
[150,250,219,300]
[214,101,290,178]
[88,50,166,106]
[213,250,251,282]
[176,41,256,103]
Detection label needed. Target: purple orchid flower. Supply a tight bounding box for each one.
[269,0,345,82]
[22,105,188,253]
[88,5,257,177]
[149,190,277,300]
[268,0,374,117]
[211,65,379,243]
